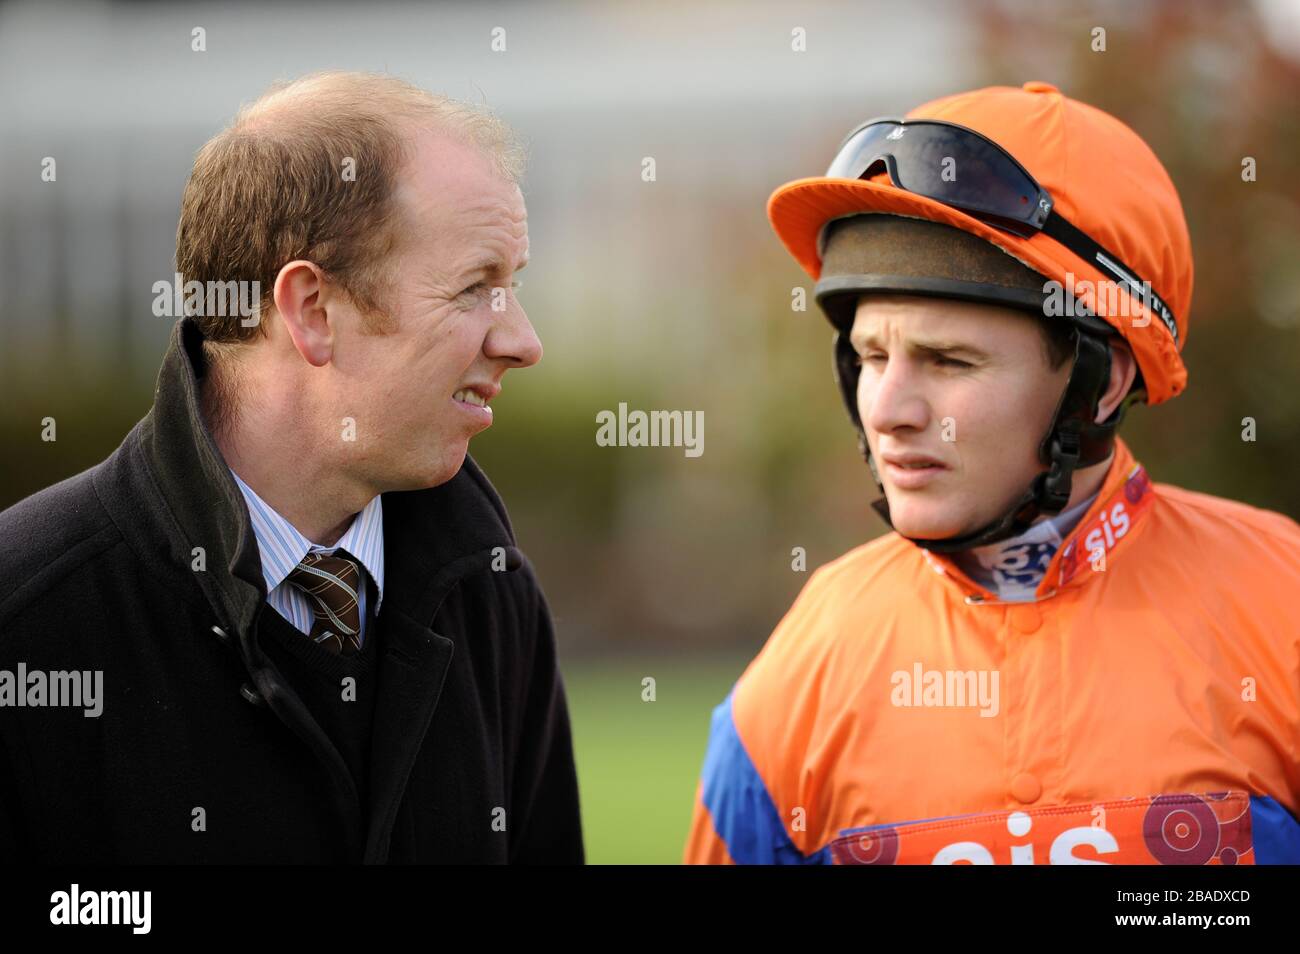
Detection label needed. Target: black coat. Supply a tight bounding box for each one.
[0,318,584,863]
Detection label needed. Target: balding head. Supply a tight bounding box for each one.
[176,70,525,348]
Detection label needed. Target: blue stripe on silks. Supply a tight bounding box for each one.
[1251,795,1300,864]
[698,688,830,865]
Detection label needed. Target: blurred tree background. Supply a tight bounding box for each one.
[1,0,1296,862]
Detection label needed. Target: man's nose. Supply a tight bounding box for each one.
[486,300,543,369]
[862,357,929,435]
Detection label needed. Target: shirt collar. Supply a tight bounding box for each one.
[228,467,385,611]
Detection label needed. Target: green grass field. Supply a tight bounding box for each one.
[561,652,750,864]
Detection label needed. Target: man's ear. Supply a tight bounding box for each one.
[274,260,334,368]
[1096,338,1137,424]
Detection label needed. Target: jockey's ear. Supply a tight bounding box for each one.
[1097,339,1137,424]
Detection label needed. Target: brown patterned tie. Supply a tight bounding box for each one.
[284,551,364,656]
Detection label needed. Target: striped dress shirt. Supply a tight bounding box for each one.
[228,468,385,646]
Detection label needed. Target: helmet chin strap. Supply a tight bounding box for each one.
[835,326,1128,553]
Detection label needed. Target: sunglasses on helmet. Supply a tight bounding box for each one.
[824,117,1178,343]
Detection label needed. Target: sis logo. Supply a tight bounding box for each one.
[830,792,1253,865]
[1058,465,1152,584]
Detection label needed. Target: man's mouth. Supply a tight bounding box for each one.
[452,383,500,423]
[881,454,947,470]
[880,452,948,489]
[452,388,491,408]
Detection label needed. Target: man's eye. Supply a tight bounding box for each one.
[854,353,970,368]
[459,279,521,299]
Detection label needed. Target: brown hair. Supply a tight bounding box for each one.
[177,71,525,420]
[1038,317,1077,370]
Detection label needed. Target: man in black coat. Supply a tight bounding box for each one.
[0,71,584,863]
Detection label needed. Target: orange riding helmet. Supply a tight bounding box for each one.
[768,81,1194,550]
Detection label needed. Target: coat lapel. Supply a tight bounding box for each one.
[360,419,523,861]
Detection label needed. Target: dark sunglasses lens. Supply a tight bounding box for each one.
[825,123,900,179]
[826,122,1042,234]
[891,124,1039,229]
